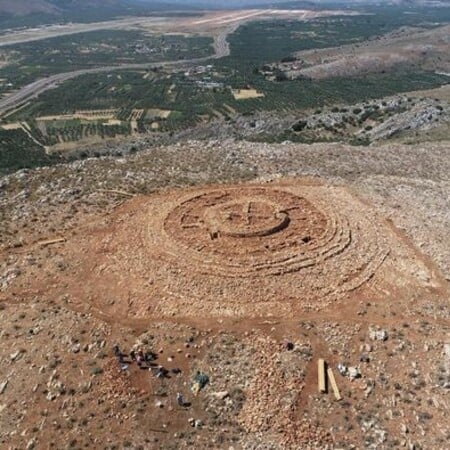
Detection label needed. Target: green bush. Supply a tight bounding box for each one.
[292,120,307,132]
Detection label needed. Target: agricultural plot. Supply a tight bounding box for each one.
[232,89,265,100]
[0,30,214,93]
[1,6,449,155]
[12,9,448,118]
[145,108,172,119]
[5,66,449,142]
[38,118,131,148]
[0,128,58,174]
[36,109,118,122]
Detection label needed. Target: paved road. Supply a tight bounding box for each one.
[213,24,239,59]
[0,30,235,117]
[0,17,168,48]
[0,57,215,117]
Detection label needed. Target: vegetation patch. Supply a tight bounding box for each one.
[0,128,60,174]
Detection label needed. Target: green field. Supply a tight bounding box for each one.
[0,30,213,94]
[7,40,448,136]
[1,5,450,174]
[0,128,60,175]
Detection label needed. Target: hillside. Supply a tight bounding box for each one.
[0,1,449,448]
[0,0,58,16]
[282,25,450,80]
[0,137,449,449]
[0,0,190,27]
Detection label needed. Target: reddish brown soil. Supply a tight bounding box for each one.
[29,178,446,325]
[1,178,449,449]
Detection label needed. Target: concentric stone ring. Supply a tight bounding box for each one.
[65,181,391,319]
[162,186,349,278]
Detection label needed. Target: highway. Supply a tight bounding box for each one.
[0,58,213,117]
[0,8,350,117]
[0,25,237,118]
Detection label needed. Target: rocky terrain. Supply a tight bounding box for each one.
[288,95,449,145]
[278,25,450,80]
[49,91,448,165]
[0,2,449,448]
[0,136,449,449]
[158,92,450,147]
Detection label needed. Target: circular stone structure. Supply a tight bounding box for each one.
[162,187,338,277]
[203,198,290,238]
[66,181,391,318]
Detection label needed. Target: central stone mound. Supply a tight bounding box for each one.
[203,198,290,238]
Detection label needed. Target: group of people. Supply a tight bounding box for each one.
[113,344,158,370]
[112,344,190,407]
[112,344,181,379]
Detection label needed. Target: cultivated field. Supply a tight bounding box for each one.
[232,88,265,100]
[36,110,118,122]
[1,5,449,161]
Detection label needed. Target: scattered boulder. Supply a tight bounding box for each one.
[369,327,388,341]
[0,380,8,395]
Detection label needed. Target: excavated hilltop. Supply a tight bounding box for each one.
[0,139,449,449]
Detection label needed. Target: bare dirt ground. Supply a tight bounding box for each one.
[39,181,395,320]
[0,9,356,48]
[36,110,118,122]
[407,84,450,102]
[283,25,450,80]
[0,139,449,449]
[232,89,265,100]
